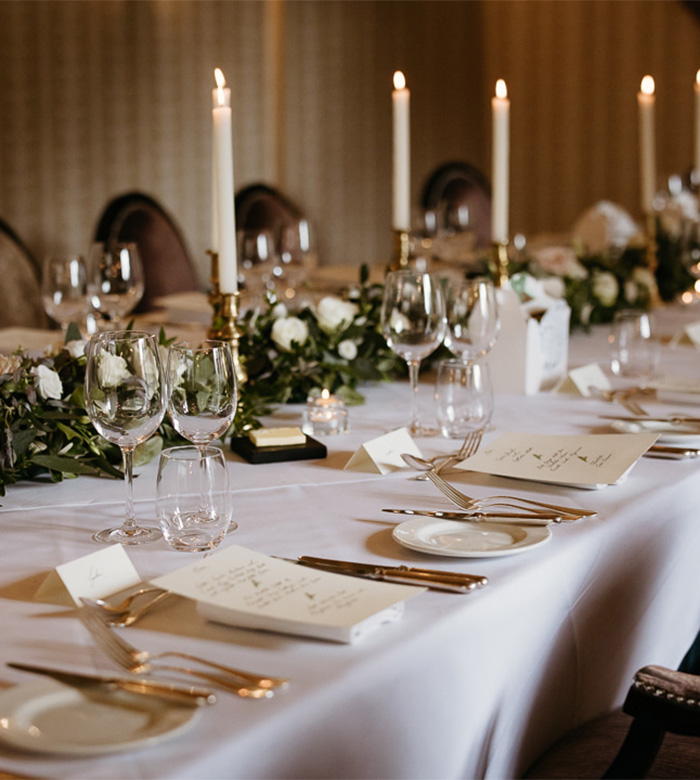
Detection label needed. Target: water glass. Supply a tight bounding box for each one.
[435,359,493,439]
[609,310,659,380]
[156,445,233,552]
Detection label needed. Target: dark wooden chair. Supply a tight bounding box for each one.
[526,629,700,778]
[421,161,492,248]
[0,217,47,328]
[235,183,305,243]
[93,192,199,312]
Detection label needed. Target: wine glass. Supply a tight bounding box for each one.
[166,340,237,449]
[87,242,145,328]
[84,330,166,544]
[381,270,446,437]
[41,254,90,335]
[279,219,317,298]
[238,229,280,305]
[166,339,238,532]
[444,276,500,363]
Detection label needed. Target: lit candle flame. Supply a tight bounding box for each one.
[641,75,655,96]
[393,70,406,91]
[495,79,508,100]
[214,67,227,106]
[321,388,330,400]
[696,70,700,86]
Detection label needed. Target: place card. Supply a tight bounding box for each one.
[670,321,700,348]
[34,545,141,607]
[455,431,659,488]
[649,376,700,405]
[151,545,424,644]
[554,363,611,396]
[344,427,422,475]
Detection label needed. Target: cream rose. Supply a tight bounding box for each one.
[592,271,619,307]
[98,352,131,387]
[316,296,359,333]
[338,339,358,360]
[532,246,588,280]
[30,364,63,400]
[271,316,309,352]
[0,354,22,375]
[65,340,86,359]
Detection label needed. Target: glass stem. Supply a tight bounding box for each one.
[121,446,136,532]
[407,359,422,433]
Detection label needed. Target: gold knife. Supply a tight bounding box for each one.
[7,662,216,706]
[295,555,488,592]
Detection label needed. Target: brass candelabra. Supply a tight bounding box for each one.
[491,241,510,287]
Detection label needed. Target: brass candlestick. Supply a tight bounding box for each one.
[644,212,658,272]
[389,229,411,271]
[491,241,510,287]
[206,251,247,383]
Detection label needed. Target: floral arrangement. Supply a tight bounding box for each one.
[0,270,403,494]
[507,197,700,330]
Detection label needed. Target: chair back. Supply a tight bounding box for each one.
[235,184,304,245]
[93,192,198,311]
[421,162,493,248]
[0,218,47,328]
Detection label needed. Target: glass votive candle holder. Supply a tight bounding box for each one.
[303,389,348,436]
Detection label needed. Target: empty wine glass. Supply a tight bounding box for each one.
[166,339,238,533]
[381,270,446,437]
[84,330,166,544]
[166,340,237,449]
[238,229,280,305]
[444,276,500,362]
[279,219,317,297]
[87,242,145,328]
[41,254,90,334]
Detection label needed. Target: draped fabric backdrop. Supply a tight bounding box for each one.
[0,0,699,286]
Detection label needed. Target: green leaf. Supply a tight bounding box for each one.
[31,454,103,476]
[64,323,82,343]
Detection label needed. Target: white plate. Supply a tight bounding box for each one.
[0,679,198,755]
[392,518,552,558]
[610,419,700,446]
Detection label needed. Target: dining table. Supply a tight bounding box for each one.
[1,297,700,780]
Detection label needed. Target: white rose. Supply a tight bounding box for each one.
[632,267,658,298]
[541,276,566,299]
[624,280,638,304]
[65,340,86,359]
[315,296,359,333]
[30,365,63,400]
[0,354,22,375]
[98,352,131,387]
[338,339,358,360]
[532,246,588,280]
[271,316,309,352]
[271,302,288,319]
[592,271,619,307]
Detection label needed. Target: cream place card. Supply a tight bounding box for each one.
[344,427,422,475]
[34,544,141,607]
[151,545,424,644]
[455,431,659,488]
[554,363,611,396]
[670,321,700,348]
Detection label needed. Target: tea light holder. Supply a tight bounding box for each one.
[303,389,348,436]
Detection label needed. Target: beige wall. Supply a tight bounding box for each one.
[1,0,699,288]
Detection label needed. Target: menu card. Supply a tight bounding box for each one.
[455,432,658,488]
[151,545,424,644]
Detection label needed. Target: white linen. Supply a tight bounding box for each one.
[0,306,700,778]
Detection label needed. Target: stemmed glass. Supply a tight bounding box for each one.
[41,254,90,335]
[444,276,500,362]
[84,331,166,544]
[279,220,317,296]
[381,270,446,437]
[238,229,280,305]
[166,340,238,532]
[87,242,145,328]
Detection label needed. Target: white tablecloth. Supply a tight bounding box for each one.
[1,308,700,779]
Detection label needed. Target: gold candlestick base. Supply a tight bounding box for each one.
[388,229,411,271]
[491,241,510,287]
[206,250,246,383]
[644,212,658,272]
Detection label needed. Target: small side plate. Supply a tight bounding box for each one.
[231,434,327,464]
